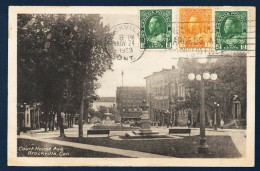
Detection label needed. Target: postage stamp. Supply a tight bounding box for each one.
[179,8,212,49]
[215,11,247,51]
[140,9,172,49]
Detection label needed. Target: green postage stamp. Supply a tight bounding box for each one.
[215,11,247,51]
[140,9,172,49]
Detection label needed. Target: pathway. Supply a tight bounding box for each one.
[19,135,171,158]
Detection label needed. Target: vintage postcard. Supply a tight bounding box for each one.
[8,6,255,167]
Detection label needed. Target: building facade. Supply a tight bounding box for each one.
[145,63,201,127]
[116,87,146,122]
[145,67,179,126]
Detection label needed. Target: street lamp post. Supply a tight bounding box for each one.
[165,110,170,128]
[213,102,219,130]
[188,59,217,153]
[199,76,208,153]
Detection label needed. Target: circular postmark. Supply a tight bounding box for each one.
[105,23,145,63]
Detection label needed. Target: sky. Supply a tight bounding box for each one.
[96,14,179,97]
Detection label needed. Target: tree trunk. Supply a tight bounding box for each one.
[69,114,72,127]
[52,112,55,131]
[72,114,74,127]
[49,111,52,131]
[56,112,59,130]
[67,113,70,128]
[58,104,65,137]
[79,96,84,138]
[79,80,85,138]
[85,102,89,125]
[45,111,48,132]
[64,112,67,128]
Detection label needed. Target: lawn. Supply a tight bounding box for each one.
[55,135,242,158]
[17,138,127,158]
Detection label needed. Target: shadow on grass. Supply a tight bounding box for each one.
[17,138,127,158]
[54,135,242,158]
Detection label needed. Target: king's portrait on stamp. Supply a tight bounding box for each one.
[147,16,166,44]
[179,8,212,49]
[215,11,247,50]
[140,9,172,49]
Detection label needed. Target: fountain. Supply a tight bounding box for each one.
[125,100,166,138]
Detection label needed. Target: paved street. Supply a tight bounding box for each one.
[18,124,246,158]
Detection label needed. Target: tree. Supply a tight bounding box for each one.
[210,54,247,122]
[176,54,247,123]
[17,14,114,137]
[95,105,109,120]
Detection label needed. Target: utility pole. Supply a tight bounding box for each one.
[198,78,209,153]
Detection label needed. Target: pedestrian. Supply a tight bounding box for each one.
[193,121,196,128]
[187,120,191,128]
[209,119,213,128]
[220,119,224,129]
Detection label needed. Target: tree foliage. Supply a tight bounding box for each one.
[18,14,114,135]
[90,105,114,120]
[176,54,247,122]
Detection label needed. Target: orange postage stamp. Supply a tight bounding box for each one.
[179,8,212,48]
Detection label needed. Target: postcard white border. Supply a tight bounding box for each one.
[8,6,255,167]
